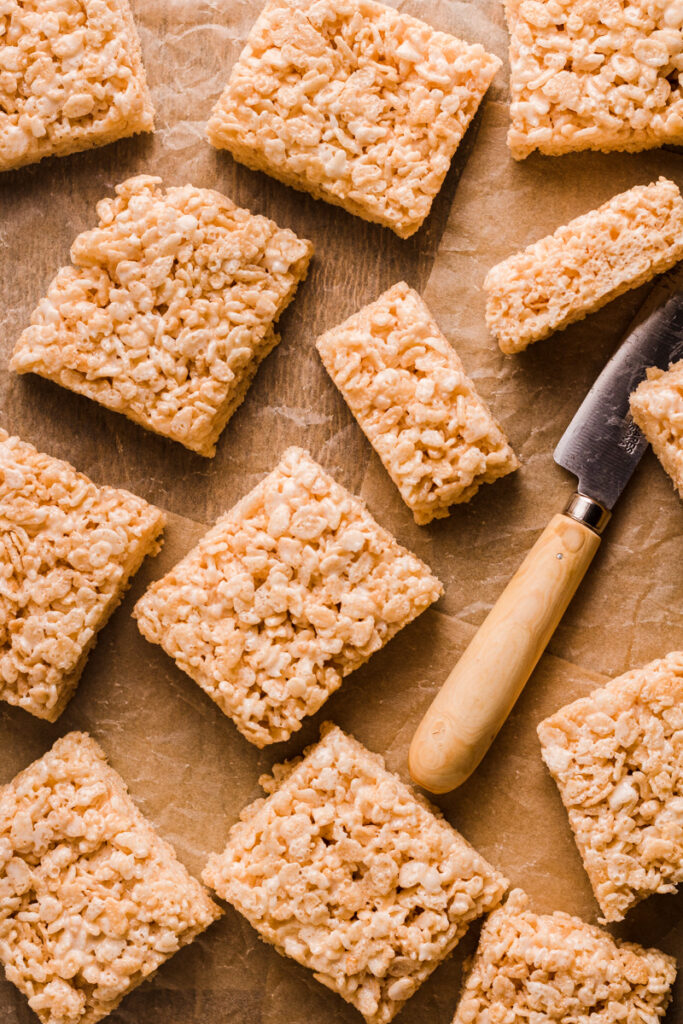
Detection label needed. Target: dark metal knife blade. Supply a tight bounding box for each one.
[555,288,683,511]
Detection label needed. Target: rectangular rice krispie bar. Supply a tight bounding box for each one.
[134,447,442,747]
[0,732,221,1024]
[485,178,683,354]
[451,889,676,1024]
[203,723,508,1024]
[537,652,683,923]
[504,0,683,160]
[316,282,519,524]
[0,0,154,173]
[0,430,165,722]
[630,359,683,499]
[10,175,313,457]
[207,0,501,238]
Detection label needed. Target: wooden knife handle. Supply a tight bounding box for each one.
[409,511,602,794]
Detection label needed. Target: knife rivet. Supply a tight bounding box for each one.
[556,553,563,560]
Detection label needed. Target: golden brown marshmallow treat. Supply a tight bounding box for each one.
[203,724,508,1024]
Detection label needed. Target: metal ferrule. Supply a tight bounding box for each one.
[564,492,611,535]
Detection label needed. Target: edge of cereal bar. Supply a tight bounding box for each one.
[485,179,683,353]
[537,653,683,921]
[451,888,677,1024]
[0,430,165,721]
[503,0,683,161]
[630,359,683,499]
[0,0,155,174]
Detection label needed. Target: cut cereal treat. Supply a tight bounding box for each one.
[206,0,501,239]
[133,447,442,747]
[315,282,519,524]
[0,430,165,722]
[203,723,508,1024]
[10,175,313,457]
[0,0,154,173]
[537,652,683,923]
[630,358,683,499]
[451,888,676,1024]
[485,178,683,354]
[504,0,683,160]
[0,732,221,1024]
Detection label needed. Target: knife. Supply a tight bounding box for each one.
[409,282,683,795]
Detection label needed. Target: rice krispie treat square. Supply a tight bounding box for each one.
[315,282,519,524]
[0,732,221,1024]
[537,653,683,923]
[630,359,683,499]
[207,0,501,239]
[485,178,683,354]
[203,723,508,1024]
[11,175,313,457]
[0,0,154,173]
[134,447,442,747]
[504,0,683,160]
[0,430,165,722]
[451,889,676,1024]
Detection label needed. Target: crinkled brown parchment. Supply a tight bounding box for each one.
[0,1,681,1023]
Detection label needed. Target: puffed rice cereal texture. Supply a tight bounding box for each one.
[0,429,165,722]
[537,652,683,923]
[630,358,683,499]
[206,0,501,238]
[315,282,519,524]
[451,888,676,1024]
[0,0,154,173]
[202,723,508,1024]
[485,177,683,354]
[133,447,442,747]
[504,0,683,160]
[10,175,313,457]
[0,732,221,1024]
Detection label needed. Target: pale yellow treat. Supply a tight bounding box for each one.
[207,0,501,239]
[11,176,312,456]
[485,178,683,354]
[0,430,165,722]
[504,0,683,160]
[134,448,442,747]
[630,359,683,498]
[537,653,683,923]
[451,889,676,1024]
[0,0,154,173]
[0,732,221,1024]
[203,723,508,1024]
[316,282,518,524]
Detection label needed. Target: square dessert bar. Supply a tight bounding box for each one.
[134,447,442,747]
[630,359,683,499]
[316,282,519,524]
[11,175,313,457]
[504,0,683,160]
[0,732,221,1024]
[0,430,165,722]
[207,0,501,238]
[485,178,683,354]
[451,889,676,1024]
[0,0,154,173]
[538,652,683,923]
[203,724,508,1024]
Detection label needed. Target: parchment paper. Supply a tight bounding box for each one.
[0,1,681,1022]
